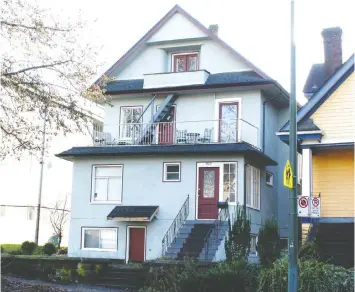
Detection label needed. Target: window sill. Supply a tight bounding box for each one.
[162,180,181,182]
[246,205,261,211]
[90,201,122,205]
[81,248,117,252]
[266,182,273,187]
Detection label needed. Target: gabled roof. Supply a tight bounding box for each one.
[303,64,325,96]
[280,54,354,133]
[96,4,273,84]
[106,71,269,94]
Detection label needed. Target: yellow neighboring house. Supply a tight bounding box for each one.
[277,27,354,267]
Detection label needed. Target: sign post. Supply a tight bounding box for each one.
[288,0,298,291]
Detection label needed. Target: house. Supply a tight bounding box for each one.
[0,101,103,246]
[57,5,291,262]
[278,27,354,267]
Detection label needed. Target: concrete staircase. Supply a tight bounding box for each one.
[96,265,145,290]
[165,220,229,261]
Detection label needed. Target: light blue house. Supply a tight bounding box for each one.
[57,5,290,262]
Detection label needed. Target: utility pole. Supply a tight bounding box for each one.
[288,0,299,291]
[34,105,48,245]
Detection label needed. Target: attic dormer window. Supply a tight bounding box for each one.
[172,53,199,72]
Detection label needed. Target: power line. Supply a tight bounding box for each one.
[0,204,70,212]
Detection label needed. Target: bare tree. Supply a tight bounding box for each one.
[1,0,110,160]
[49,195,70,249]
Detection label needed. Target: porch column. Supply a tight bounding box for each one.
[301,148,312,197]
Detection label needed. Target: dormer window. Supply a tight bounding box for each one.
[172,52,199,72]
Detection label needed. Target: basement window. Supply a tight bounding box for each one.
[250,235,258,255]
[82,228,118,251]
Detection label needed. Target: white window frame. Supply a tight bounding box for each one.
[91,165,123,204]
[81,227,118,252]
[246,165,261,210]
[222,162,238,204]
[171,52,200,72]
[266,171,274,187]
[163,162,181,182]
[119,106,142,140]
[250,234,258,256]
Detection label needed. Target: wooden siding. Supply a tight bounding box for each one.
[312,149,354,217]
[311,72,355,140]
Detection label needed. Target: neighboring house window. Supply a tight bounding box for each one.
[92,165,123,203]
[82,228,117,251]
[172,53,199,72]
[0,206,5,217]
[27,207,35,220]
[163,162,181,182]
[223,163,237,203]
[246,165,260,209]
[280,237,288,251]
[250,235,258,255]
[120,106,142,139]
[266,171,273,186]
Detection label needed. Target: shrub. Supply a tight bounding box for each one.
[225,205,251,262]
[57,247,68,255]
[298,242,319,261]
[1,244,22,253]
[21,241,37,255]
[258,257,354,292]
[59,266,72,282]
[257,219,281,267]
[43,243,56,255]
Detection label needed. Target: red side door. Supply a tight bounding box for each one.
[198,167,220,219]
[128,227,145,262]
[158,106,175,145]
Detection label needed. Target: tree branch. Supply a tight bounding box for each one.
[3,60,72,76]
[1,21,70,32]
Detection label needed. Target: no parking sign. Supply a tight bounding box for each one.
[310,197,321,218]
[297,196,309,217]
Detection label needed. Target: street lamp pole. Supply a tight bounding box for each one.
[288,0,299,291]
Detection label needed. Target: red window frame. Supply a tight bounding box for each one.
[172,53,199,72]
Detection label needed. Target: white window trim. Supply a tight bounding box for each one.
[81,227,118,252]
[163,162,181,182]
[246,165,261,210]
[214,97,242,143]
[119,106,142,139]
[125,226,147,263]
[266,171,274,187]
[249,234,258,256]
[91,165,123,205]
[171,52,200,72]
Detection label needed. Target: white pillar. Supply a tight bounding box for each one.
[301,148,312,197]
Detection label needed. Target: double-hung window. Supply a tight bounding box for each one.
[223,163,237,203]
[82,228,117,251]
[163,162,181,182]
[172,53,199,72]
[246,165,260,209]
[120,106,142,140]
[92,165,123,203]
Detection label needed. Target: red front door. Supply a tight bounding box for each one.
[158,106,175,144]
[128,227,145,262]
[198,167,220,219]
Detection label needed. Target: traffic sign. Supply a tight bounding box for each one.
[297,196,309,217]
[310,197,321,218]
[283,160,293,188]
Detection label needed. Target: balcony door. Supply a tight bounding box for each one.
[120,106,142,141]
[218,102,239,143]
[157,105,176,145]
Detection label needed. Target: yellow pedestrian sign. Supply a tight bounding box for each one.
[283,160,293,188]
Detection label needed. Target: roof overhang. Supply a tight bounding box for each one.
[107,206,159,222]
[56,143,277,166]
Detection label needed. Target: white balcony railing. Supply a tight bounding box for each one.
[90,119,259,149]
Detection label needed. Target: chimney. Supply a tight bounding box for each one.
[208,24,219,36]
[322,27,343,80]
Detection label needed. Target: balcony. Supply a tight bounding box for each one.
[90,119,259,149]
[143,70,210,89]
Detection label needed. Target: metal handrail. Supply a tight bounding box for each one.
[162,195,190,257]
[203,198,230,260]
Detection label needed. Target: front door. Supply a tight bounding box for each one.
[128,227,145,262]
[198,167,220,219]
[158,106,175,144]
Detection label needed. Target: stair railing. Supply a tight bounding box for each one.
[162,195,189,257]
[203,198,230,260]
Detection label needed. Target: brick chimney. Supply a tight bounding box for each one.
[208,24,219,36]
[322,27,343,80]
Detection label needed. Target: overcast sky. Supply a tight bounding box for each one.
[39,0,354,104]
